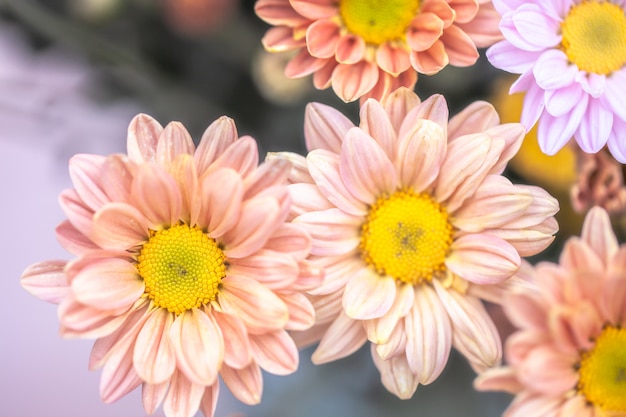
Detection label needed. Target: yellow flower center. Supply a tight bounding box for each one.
[560,1,626,75]
[137,224,226,315]
[578,326,626,412]
[339,0,420,45]
[359,189,453,285]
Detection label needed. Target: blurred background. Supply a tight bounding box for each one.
[0,1,581,416]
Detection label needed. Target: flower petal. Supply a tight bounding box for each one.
[21,260,69,304]
[311,310,367,364]
[250,330,299,375]
[133,308,176,384]
[343,269,396,320]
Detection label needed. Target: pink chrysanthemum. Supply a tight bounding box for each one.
[475,206,626,416]
[21,114,322,417]
[255,0,502,102]
[270,87,559,398]
[487,0,626,162]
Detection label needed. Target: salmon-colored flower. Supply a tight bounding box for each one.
[475,206,626,417]
[271,87,559,398]
[255,0,502,102]
[21,114,322,417]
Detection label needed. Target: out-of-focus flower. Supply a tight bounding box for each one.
[68,0,123,22]
[163,0,240,37]
[571,147,626,216]
[255,0,501,103]
[21,114,322,417]
[487,0,626,162]
[271,87,559,399]
[252,48,313,106]
[476,206,626,416]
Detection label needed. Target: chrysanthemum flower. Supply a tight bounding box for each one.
[270,87,559,398]
[21,114,322,417]
[487,0,626,163]
[475,206,626,417]
[255,0,502,102]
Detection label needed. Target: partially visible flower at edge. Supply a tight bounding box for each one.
[475,206,626,417]
[21,114,323,417]
[255,0,502,103]
[487,0,626,162]
[269,87,559,399]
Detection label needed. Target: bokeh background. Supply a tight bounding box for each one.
[0,1,574,416]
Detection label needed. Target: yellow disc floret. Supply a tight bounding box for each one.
[137,224,226,315]
[578,325,626,412]
[339,0,420,45]
[359,189,453,285]
[561,1,626,75]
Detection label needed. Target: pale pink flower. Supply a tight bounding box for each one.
[255,0,502,102]
[487,0,626,162]
[475,206,626,417]
[21,114,322,417]
[272,87,559,399]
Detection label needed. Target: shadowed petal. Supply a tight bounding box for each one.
[371,345,419,399]
[162,371,205,417]
[220,362,262,405]
[312,311,367,364]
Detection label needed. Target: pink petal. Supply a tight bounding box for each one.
[440,25,479,67]
[342,269,396,320]
[169,309,223,385]
[127,113,163,163]
[59,189,95,240]
[285,49,329,78]
[457,2,503,48]
[262,26,305,52]
[410,40,449,75]
[220,363,262,405]
[474,367,524,394]
[264,223,312,259]
[131,163,182,227]
[71,258,144,310]
[533,49,576,90]
[212,310,252,369]
[304,101,353,153]
[604,69,626,122]
[335,34,366,64]
[59,297,136,339]
[56,220,98,255]
[406,13,444,52]
[156,121,195,169]
[576,98,612,154]
[398,94,449,139]
[306,149,367,216]
[306,19,340,59]
[204,136,259,179]
[99,344,142,404]
[486,40,538,73]
[504,289,549,331]
[376,43,411,76]
[199,382,220,417]
[290,0,336,19]
[384,86,421,133]
[374,319,407,359]
[405,285,451,384]
[371,346,419,399]
[100,155,134,203]
[331,61,379,102]
[168,154,201,226]
[162,371,205,417]
[448,101,499,141]
[195,116,238,176]
[69,154,108,211]
[485,123,526,175]
[142,382,168,415]
[250,330,298,375]
[243,157,291,200]
[396,119,446,190]
[366,283,414,344]
[133,308,176,384]
[254,0,309,26]
[293,208,361,256]
[21,260,69,304]
[311,311,367,364]
[281,291,316,330]
[446,234,521,285]
[517,346,578,395]
[92,202,150,250]
[199,168,243,238]
[218,275,289,333]
[359,98,397,159]
[447,0,478,23]
[228,249,298,290]
[340,127,397,204]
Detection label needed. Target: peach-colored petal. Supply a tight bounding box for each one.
[406,13,444,52]
[340,127,397,204]
[264,223,312,259]
[293,259,325,291]
[169,309,223,385]
[448,0,479,23]
[71,258,144,311]
[223,196,281,258]
[335,34,366,64]
[198,168,243,238]
[396,119,446,191]
[290,0,336,19]
[422,0,455,27]
[285,49,329,78]
[250,330,298,375]
[254,0,309,26]
[204,136,259,179]
[359,98,397,159]
[517,346,578,396]
[127,113,163,163]
[100,155,134,204]
[331,61,379,103]
[199,382,219,417]
[447,100,500,141]
[484,123,525,175]
[262,26,306,52]
[306,19,340,59]
[132,163,182,227]
[69,154,108,211]
[503,289,548,331]
[456,2,503,47]
[218,275,289,333]
[410,40,449,74]
[311,311,367,364]
[376,43,411,76]
[304,101,354,153]
[220,362,262,405]
[194,116,238,175]
[439,25,479,67]
[398,94,449,139]
[307,254,361,296]
[21,260,69,304]
[212,310,252,369]
[312,59,337,89]
[505,330,551,367]
[228,249,298,290]
[343,269,397,320]
[156,121,195,169]
[92,203,150,250]
[447,234,521,285]
[365,283,414,344]
[371,345,419,399]
[100,344,142,404]
[581,206,619,266]
[281,291,316,330]
[434,281,502,370]
[243,157,291,200]
[162,371,205,417]
[59,189,96,241]
[142,381,168,415]
[405,285,452,384]
[375,319,407,359]
[307,150,367,216]
[133,308,176,384]
[505,392,563,417]
[293,208,361,256]
[549,303,601,353]
[56,220,98,255]
[474,367,524,394]
[383,86,421,131]
[559,395,595,417]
